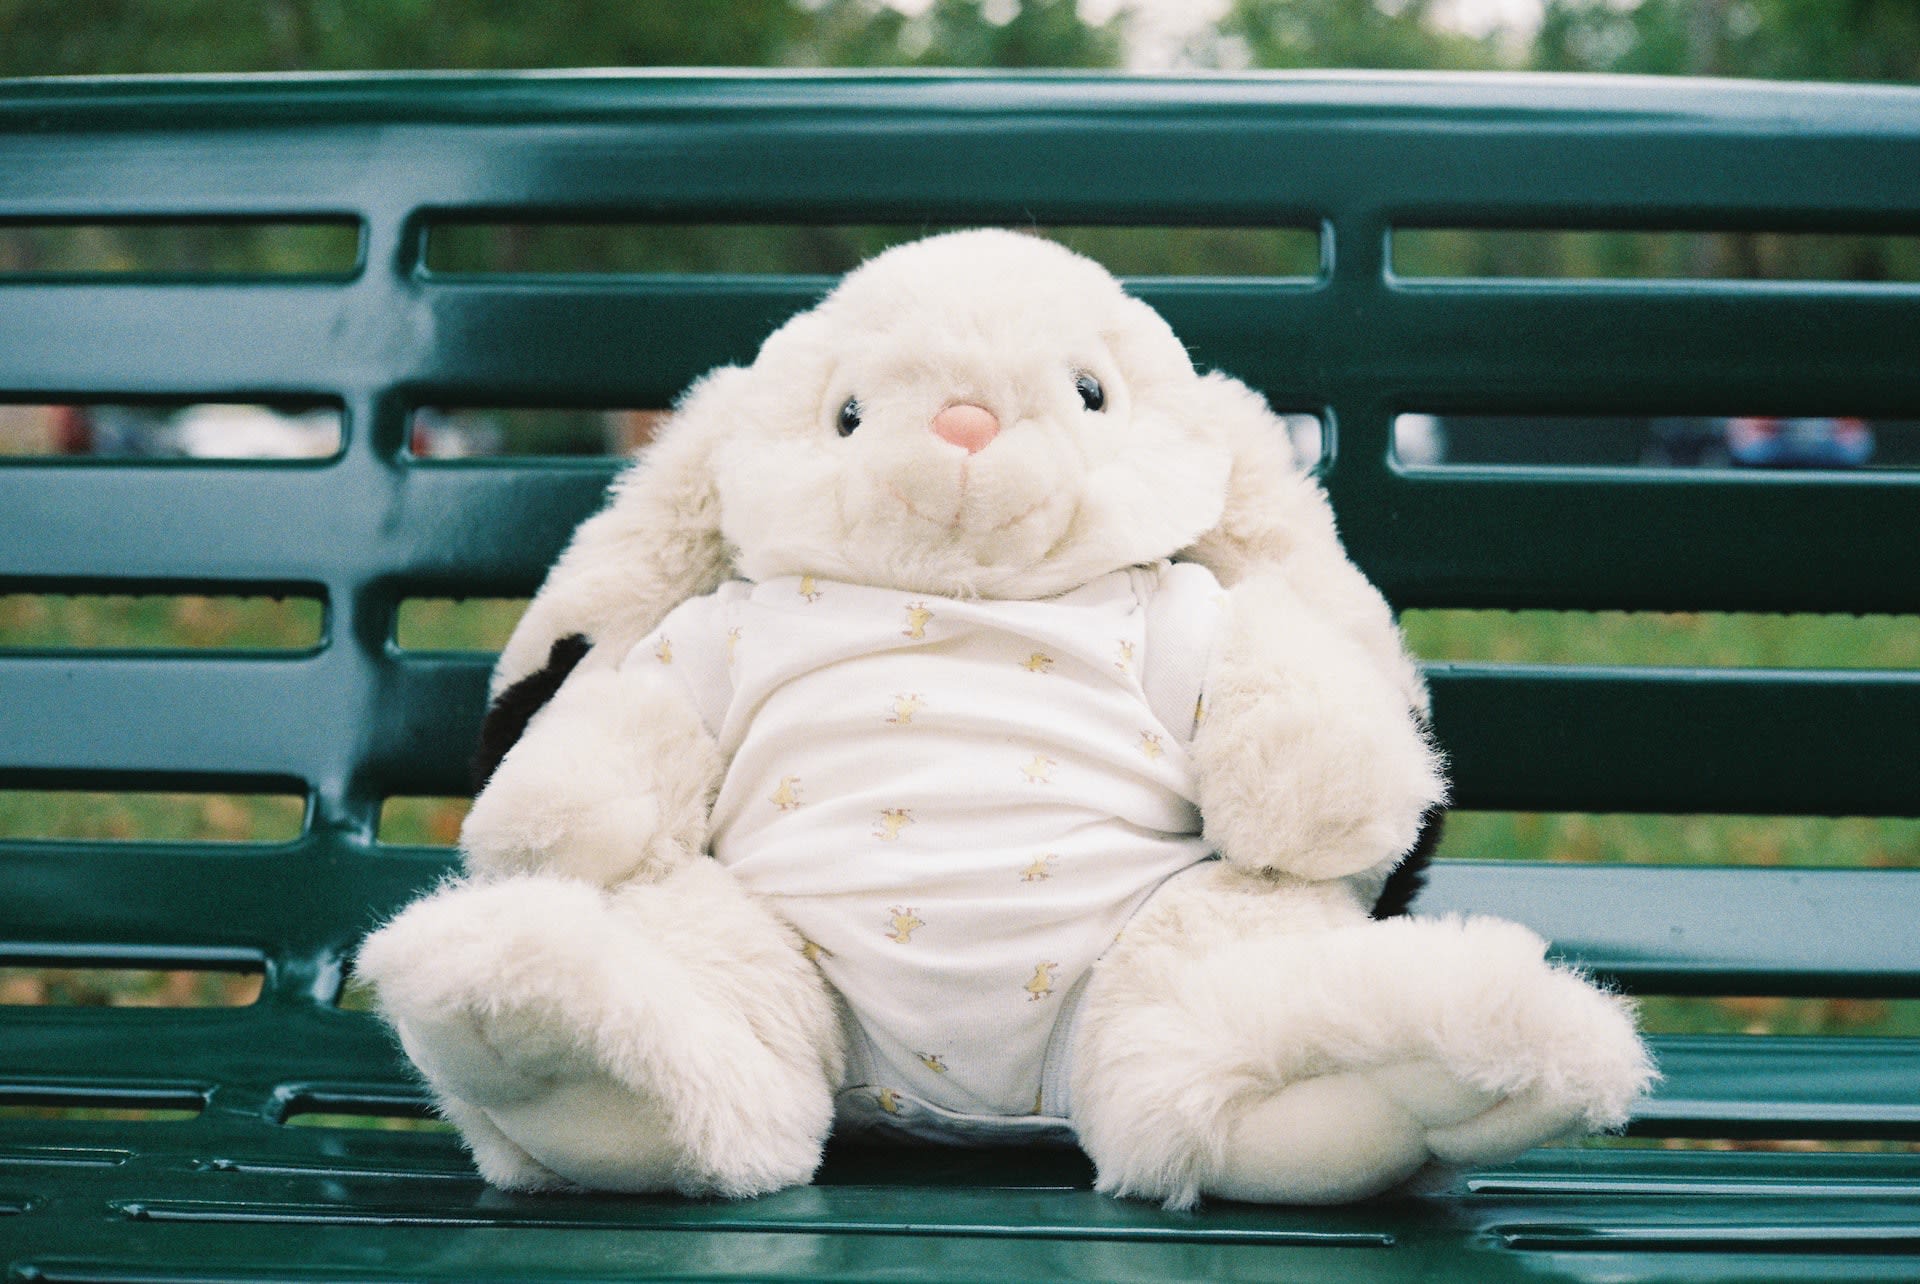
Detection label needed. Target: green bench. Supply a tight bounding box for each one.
[4,70,1918,1280]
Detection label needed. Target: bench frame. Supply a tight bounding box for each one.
[3,70,1918,1280]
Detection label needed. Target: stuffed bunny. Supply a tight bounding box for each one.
[357,229,1652,1207]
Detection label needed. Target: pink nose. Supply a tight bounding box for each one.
[930,402,1000,454]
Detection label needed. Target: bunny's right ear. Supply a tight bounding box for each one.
[489,365,749,700]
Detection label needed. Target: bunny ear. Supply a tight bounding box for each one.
[490,366,747,698]
[1178,371,1430,718]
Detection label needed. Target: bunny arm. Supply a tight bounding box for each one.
[1189,566,1445,885]
[460,659,724,888]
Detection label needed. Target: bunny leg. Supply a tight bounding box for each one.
[358,861,844,1197]
[1071,873,1652,1208]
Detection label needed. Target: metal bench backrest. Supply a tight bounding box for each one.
[3,72,1917,1278]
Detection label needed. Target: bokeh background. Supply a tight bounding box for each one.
[2,1,1917,1143]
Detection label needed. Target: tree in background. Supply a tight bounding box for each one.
[5,0,1919,82]
[1193,0,1504,71]
[1536,0,1920,82]
[0,0,1119,76]
[808,0,1122,69]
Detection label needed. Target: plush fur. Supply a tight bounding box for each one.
[360,228,1653,1206]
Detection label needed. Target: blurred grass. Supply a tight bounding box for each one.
[0,966,261,1008]
[0,221,361,278]
[394,598,526,652]
[0,593,323,650]
[0,790,304,844]
[378,796,472,847]
[5,596,1919,1070]
[0,1104,200,1122]
[1401,608,1920,670]
[426,222,1322,279]
[1434,811,1920,870]
[284,1111,455,1133]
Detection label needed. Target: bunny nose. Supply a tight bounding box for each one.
[930,403,1000,454]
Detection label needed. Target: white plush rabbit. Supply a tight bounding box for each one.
[358,229,1652,1207]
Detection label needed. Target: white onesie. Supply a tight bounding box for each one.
[622,561,1226,1142]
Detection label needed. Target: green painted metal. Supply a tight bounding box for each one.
[2,70,1918,1278]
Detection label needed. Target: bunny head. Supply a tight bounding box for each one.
[702,228,1232,600]
[491,228,1320,697]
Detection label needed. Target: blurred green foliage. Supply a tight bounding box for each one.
[1536,0,1920,81]
[3,0,1913,83]
[0,0,1118,76]
[425,224,1322,278]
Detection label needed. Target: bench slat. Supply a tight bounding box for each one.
[0,463,610,591]
[0,282,374,396]
[1352,470,1920,614]
[6,75,1919,218]
[1639,1036,1920,1135]
[7,654,1915,816]
[4,1008,1917,1142]
[6,1140,1919,1283]
[0,654,484,792]
[0,1007,407,1107]
[1420,862,1920,995]
[7,275,1915,417]
[2,857,1914,998]
[6,456,1919,614]
[1336,283,1920,417]
[0,840,444,962]
[1428,665,1920,813]
[7,1145,1920,1284]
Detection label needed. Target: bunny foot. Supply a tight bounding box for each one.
[357,865,842,1196]
[1073,911,1655,1207]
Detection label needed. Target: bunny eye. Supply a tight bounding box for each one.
[1074,372,1105,412]
[837,397,862,436]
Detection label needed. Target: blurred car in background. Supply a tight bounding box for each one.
[48,402,339,458]
[1723,416,1874,468]
[1646,416,1875,469]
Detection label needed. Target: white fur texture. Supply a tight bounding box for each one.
[493,369,742,693]
[1071,862,1655,1208]
[705,231,1233,600]
[1181,373,1428,715]
[1195,569,1446,882]
[357,861,845,1196]
[462,663,723,886]
[364,228,1654,1206]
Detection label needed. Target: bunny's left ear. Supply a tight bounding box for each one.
[1177,371,1444,918]
[470,366,750,789]
[1177,371,1428,717]
[490,366,754,697]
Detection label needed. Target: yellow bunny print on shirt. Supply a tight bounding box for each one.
[1020,854,1057,882]
[887,907,924,944]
